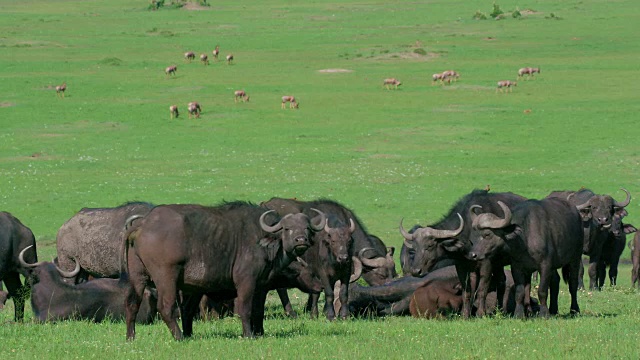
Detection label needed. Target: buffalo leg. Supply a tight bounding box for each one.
[475,260,494,317]
[567,260,581,315]
[455,263,474,319]
[307,293,320,319]
[153,269,183,341]
[577,260,585,290]
[3,272,25,321]
[250,289,268,336]
[587,258,599,290]
[337,277,350,320]
[537,265,552,318]
[235,281,256,338]
[125,251,148,341]
[276,288,297,318]
[322,280,337,321]
[548,270,560,315]
[609,258,620,287]
[511,268,527,319]
[633,258,640,288]
[595,260,607,289]
[181,294,202,337]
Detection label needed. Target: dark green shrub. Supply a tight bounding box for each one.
[490,3,504,18]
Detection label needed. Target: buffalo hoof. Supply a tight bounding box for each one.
[286,310,298,319]
[513,305,525,319]
[538,306,550,318]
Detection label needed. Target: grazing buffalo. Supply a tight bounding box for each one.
[0,212,38,321]
[630,232,640,288]
[20,247,157,323]
[548,188,630,289]
[123,201,326,340]
[261,198,397,286]
[467,198,583,318]
[301,215,360,320]
[56,202,154,282]
[399,189,527,318]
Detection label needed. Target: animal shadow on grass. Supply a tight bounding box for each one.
[195,322,309,340]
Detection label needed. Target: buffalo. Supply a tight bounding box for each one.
[56,201,154,281]
[261,198,397,286]
[630,232,640,288]
[0,211,38,321]
[399,189,527,318]
[20,246,157,323]
[467,198,583,318]
[123,201,326,340]
[300,215,361,320]
[547,188,630,290]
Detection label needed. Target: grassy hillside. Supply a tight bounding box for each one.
[1,0,640,358]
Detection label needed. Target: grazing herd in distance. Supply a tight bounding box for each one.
[0,186,637,341]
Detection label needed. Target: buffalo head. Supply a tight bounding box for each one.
[399,213,464,277]
[321,217,356,265]
[260,208,326,257]
[574,188,630,229]
[467,201,515,261]
[19,245,81,279]
[358,241,397,285]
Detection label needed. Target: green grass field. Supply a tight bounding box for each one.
[1,0,640,358]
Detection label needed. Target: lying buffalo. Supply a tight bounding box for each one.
[123,201,326,340]
[0,211,38,321]
[56,201,154,281]
[20,246,157,323]
[343,266,537,318]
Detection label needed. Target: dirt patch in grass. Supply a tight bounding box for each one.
[182,3,210,11]
[318,69,353,73]
[520,9,542,16]
[366,51,439,61]
[0,102,15,107]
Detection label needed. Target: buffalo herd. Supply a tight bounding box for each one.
[0,187,636,340]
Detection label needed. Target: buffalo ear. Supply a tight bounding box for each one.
[440,238,464,252]
[578,208,592,222]
[504,226,522,242]
[624,224,638,235]
[615,208,629,218]
[259,237,279,248]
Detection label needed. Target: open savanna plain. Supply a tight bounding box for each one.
[1,0,640,358]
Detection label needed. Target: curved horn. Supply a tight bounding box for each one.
[350,256,363,283]
[615,188,631,208]
[124,214,144,230]
[18,245,45,268]
[575,199,590,211]
[399,218,413,241]
[358,248,389,268]
[426,213,464,239]
[56,258,81,278]
[259,210,283,233]
[469,205,482,228]
[309,208,327,231]
[349,218,356,233]
[296,256,308,267]
[488,201,512,229]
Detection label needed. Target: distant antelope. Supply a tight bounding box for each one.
[518,67,540,80]
[281,96,299,109]
[234,90,250,103]
[165,65,177,77]
[496,80,517,93]
[55,82,67,98]
[212,45,220,60]
[441,70,460,82]
[432,73,445,85]
[169,105,179,119]
[226,54,234,65]
[200,54,209,65]
[383,78,402,90]
[187,102,202,118]
[184,52,195,62]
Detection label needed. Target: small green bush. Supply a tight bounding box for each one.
[490,3,504,18]
[512,8,522,18]
[473,10,488,20]
[413,48,427,56]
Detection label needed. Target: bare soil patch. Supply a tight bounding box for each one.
[318,69,353,73]
[0,102,15,107]
[182,3,210,11]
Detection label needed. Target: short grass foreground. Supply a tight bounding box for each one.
[1,0,640,358]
